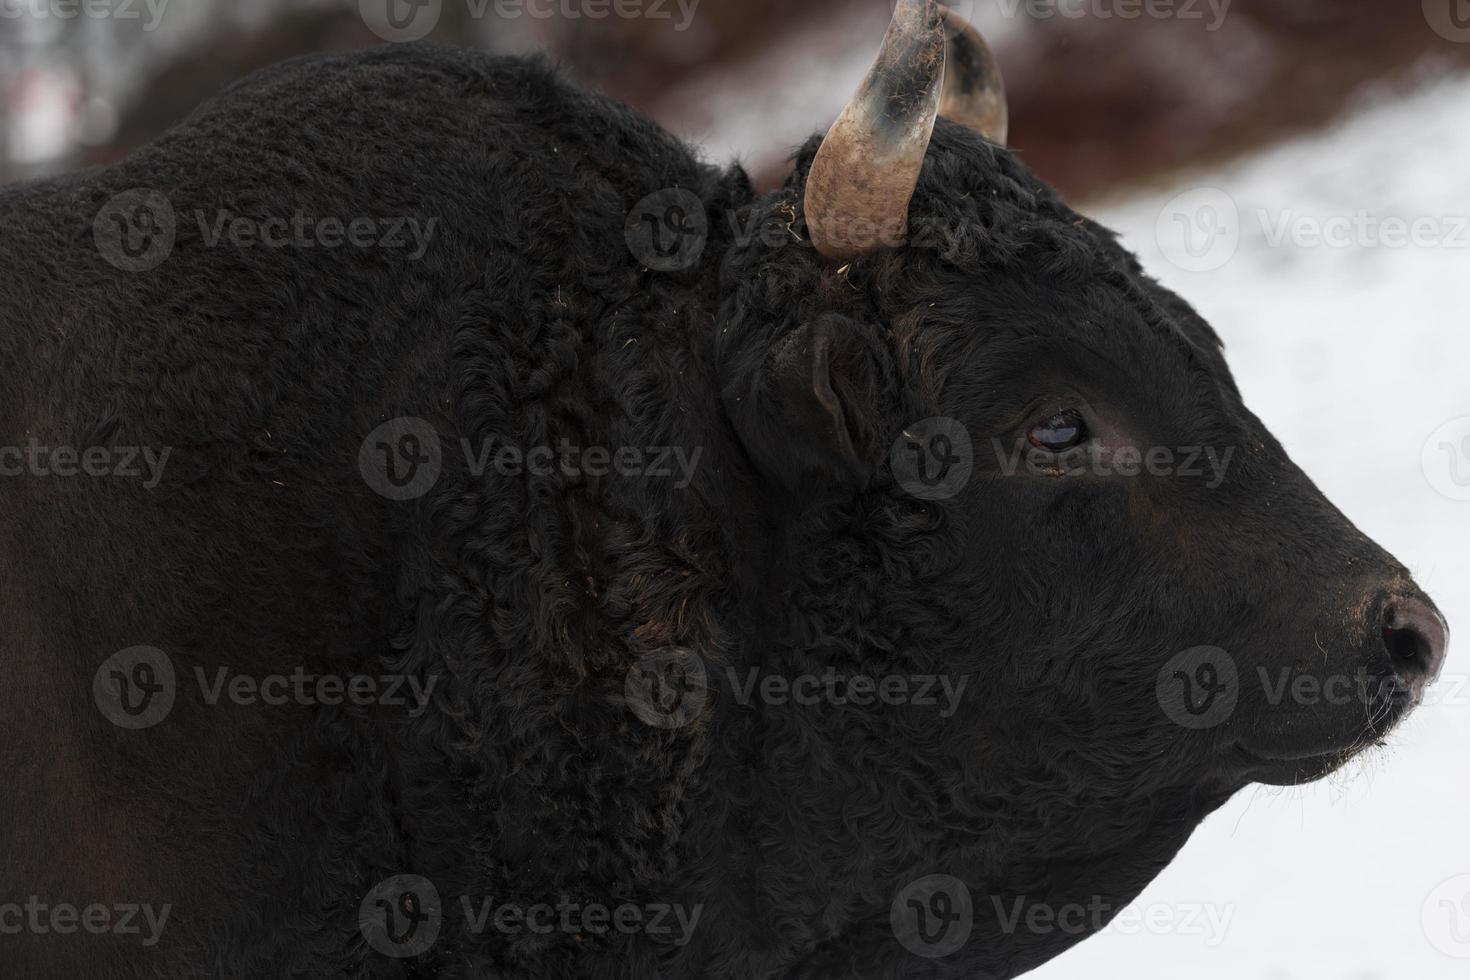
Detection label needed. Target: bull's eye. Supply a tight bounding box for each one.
[1028,410,1088,453]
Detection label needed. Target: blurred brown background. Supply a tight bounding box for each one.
[3,0,1469,199]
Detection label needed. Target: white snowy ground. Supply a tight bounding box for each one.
[1021,73,1470,980]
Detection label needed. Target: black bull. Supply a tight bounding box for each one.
[0,43,1447,980]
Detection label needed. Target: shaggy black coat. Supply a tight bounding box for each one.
[0,43,1423,979]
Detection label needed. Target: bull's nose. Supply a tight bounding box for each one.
[1381,595,1449,695]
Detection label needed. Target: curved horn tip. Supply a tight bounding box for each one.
[938,6,1009,145]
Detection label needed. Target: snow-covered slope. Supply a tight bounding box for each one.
[1029,72,1470,980]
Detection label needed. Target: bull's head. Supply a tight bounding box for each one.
[715,0,1447,972]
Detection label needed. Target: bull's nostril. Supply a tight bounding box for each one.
[1383,626,1427,665]
[1380,596,1450,686]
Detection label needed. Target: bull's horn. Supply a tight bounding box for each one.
[804,1,1008,260]
[803,0,946,261]
[938,6,1008,145]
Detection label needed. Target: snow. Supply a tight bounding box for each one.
[1027,72,1470,980]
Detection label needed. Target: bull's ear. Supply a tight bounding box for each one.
[724,315,877,488]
